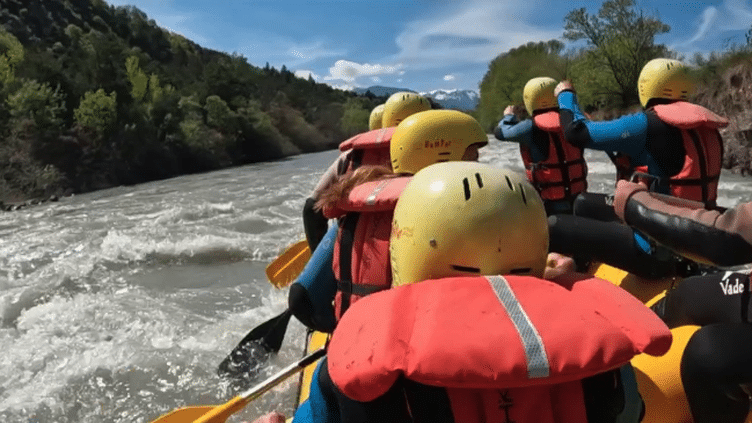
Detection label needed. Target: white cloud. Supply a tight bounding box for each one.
[237,39,346,69]
[719,0,752,31]
[392,0,561,68]
[673,0,752,50]
[443,74,456,81]
[294,70,318,80]
[323,60,404,83]
[684,7,718,45]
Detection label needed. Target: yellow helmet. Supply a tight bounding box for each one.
[523,77,557,115]
[390,162,548,287]
[381,91,431,127]
[368,104,385,130]
[390,109,487,174]
[638,58,694,107]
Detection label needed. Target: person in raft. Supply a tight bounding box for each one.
[282,111,489,423]
[547,58,729,278]
[301,92,431,250]
[494,77,588,216]
[613,179,752,423]
[288,109,488,334]
[310,162,669,423]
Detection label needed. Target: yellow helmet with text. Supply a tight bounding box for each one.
[523,77,557,115]
[390,110,487,174]
[390,162,548,287]
[368,104,385,130]
[381,91,431,127]
[638,58,694,107]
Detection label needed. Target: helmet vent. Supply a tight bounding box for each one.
[475,173,483,188]
[518,183,528,204]
[463,178,471,200]
[505,176,514,190]
[451,264,481,273]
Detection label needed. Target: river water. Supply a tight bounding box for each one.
[2,137,751,423]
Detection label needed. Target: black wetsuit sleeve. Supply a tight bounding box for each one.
[303,197,328,250]
[644,111,685,178]
[621,189,752,267]
[558,108,590,149]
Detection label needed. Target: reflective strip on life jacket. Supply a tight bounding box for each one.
[487,275,550,379]
[327,274,672,402]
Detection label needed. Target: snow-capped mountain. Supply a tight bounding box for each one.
[352,86,479,111]
[421,89,479,111]
[352,86,416,97]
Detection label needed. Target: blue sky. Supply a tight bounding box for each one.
[104,0,752,94]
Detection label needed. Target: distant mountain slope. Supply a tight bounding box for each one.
[353,85,478,111]
[353,85,415,97]
[0,0,382,202]
[421,89,479,111]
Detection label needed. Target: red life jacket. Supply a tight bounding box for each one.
[323,176,411,319]
[520,111,588,202]
[337,127,395,174]
[328,274,671,422]
[653,102,728,208]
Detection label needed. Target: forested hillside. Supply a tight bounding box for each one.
[477,0,752,174]
[0,0,384,203]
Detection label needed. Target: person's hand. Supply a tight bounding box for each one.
[503,105,515,115]
[543,252,576,280]
[245,412,286,423]
[554,80,574,97]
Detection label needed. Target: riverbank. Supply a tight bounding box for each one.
[0,194,61,211]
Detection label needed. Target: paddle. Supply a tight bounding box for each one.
[266,240,311,288]
[153,347,326,423]
[217,240,312,380]
[217,309,294,380]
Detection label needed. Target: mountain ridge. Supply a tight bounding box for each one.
[353,85,479,111]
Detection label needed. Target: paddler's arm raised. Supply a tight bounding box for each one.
[555,81,647,158]
[493,105,534,145]
[614,180,752,266]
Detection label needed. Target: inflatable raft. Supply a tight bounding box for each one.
[288,263,751,423]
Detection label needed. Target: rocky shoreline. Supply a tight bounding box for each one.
[1,194,60,211]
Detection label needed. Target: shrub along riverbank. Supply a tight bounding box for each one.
[0,0,386,204]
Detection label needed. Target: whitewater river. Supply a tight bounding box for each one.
[2,137,752,423]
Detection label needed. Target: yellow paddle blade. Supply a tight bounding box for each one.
[149,405,216,423]
[150,348,326,423]
[150,396,247,423]
[265,240,311,288]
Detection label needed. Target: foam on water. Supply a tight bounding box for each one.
[2,144,752,422]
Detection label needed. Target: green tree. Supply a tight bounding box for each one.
[563,0,671,107]
[340,97,370,135]
[74,89,117,137]
[0,28,24,86]
[125,55,148,102]
[477,40,566,130]
[204,95,237,132]
[6,79,66,132]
